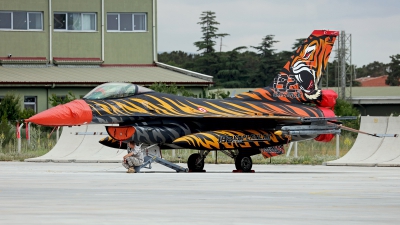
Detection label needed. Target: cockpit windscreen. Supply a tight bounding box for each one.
[83,83,154,100]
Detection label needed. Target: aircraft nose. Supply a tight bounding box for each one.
[25,99,92,126]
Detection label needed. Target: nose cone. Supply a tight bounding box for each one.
[25,99,92,126]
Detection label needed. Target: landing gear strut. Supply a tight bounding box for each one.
[235,154,253,172]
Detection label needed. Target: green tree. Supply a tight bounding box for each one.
[48,91,76,107]
[0,93,22,148]
[194,11,229,54]
[386,54,400,86]
[20,108,36,120]
[193,11,229,76]
[149,83,179,95]
[149,83,195,97]
[0,93,21,122]
[250,35,280,87]
[355,61,387,78]
[334,99,360,136]
[0,117,13,148]
[207,89,231,99]
[238,51,260,88]
[320,61,337,87]
[158,51,198,68]
[321,60,361,88]
[215,46,247,88]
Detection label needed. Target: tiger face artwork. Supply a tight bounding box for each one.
[233,30,338,105]
[274,30,338,100]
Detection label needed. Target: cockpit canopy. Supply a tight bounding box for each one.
[83,83,154,100]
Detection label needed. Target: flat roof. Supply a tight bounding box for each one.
[0,64,213,87]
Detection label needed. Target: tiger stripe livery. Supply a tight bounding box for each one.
[173,130,288,150]
[85,93,324,124]
[26,30,341,170]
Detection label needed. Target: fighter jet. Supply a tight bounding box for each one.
[26,30,365,172]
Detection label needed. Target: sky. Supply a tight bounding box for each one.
[157,0,400,67]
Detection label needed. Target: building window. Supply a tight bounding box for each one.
[54,13,96,31]
[0,11,43,30]
[24,96,37,113]
[107,13,146,32]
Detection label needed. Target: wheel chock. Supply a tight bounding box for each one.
[188,170,206,173]
[232,170,255,173]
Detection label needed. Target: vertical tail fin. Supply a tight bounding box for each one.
[275,30,338,95]
[234,30,339,105]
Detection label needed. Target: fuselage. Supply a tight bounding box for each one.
[85,91,325,126]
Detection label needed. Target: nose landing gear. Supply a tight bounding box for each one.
[187,153,205,172]
[187,150,210,172]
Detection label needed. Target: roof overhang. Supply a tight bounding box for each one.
[53,57,104,65]
[0,81,212,87]
[0,57,48,64]
[156,62,213,82]
[0,64,213,87]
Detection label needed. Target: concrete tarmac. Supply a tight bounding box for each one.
[1,162,399,225]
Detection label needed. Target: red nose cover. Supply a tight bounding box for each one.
[314,106,336,142]
[317,89,337,108]
[25,100,92,126]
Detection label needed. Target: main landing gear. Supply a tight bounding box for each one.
[187,150,254,172]
[235,154,253,172]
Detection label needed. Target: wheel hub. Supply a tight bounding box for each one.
[241,157,252,170]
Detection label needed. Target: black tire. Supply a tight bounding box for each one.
[187,153,204,172]
[235,154,253,172]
